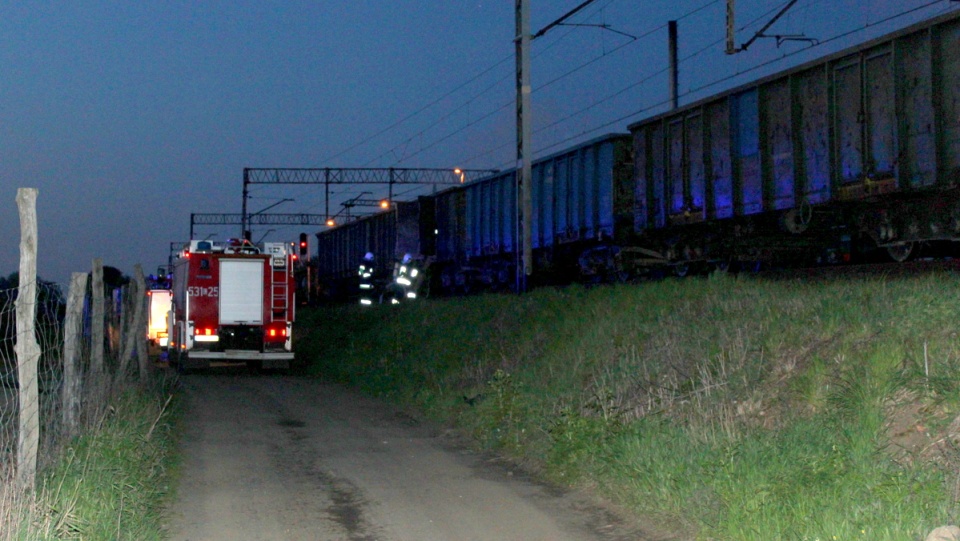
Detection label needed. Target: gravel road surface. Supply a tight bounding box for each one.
[163,373,652,541]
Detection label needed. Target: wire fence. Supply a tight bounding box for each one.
[0,280,67,479]
[0,188,154,533]
[0,272,150,461]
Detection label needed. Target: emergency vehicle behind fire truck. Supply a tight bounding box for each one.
[169,239,295,372]
[147,288,172,349]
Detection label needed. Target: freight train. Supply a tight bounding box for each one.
[313,10,960,301]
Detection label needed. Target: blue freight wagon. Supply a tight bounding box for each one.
[629,9,960,270]
[432,133,635,292]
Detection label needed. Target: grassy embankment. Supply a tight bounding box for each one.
[298,272,960,540]
[2,379,180,541]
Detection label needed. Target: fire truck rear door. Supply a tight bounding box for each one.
[219,259,264,325]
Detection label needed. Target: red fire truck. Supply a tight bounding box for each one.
[169,239,295,372]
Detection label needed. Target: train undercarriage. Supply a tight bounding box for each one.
[431,186,960,294]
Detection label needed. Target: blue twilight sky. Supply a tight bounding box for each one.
[2,0,958,288]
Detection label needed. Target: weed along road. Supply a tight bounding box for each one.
[164,373,644,541]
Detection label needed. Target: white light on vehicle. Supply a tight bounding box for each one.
[396,277,411,286]
[360,284,373,289]
[194,335,219,342]
[360,299,373,305]
[390,298,400,305]
[410,269,419,277]
[406,292,417,299]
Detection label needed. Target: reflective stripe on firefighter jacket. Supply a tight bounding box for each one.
[392,261,421,301]
[358,262,375,305]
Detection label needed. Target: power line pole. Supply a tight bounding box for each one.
[669,20,679,110]
[515,0,532,293]
[515,0,600,293]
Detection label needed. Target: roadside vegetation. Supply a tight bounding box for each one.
[2,379,180,541]
[298,272,960,540]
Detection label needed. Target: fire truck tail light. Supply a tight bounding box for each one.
[194,328,219,342]
[266,326,287,340]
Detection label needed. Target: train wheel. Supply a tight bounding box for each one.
[782,203,813,234]
[886,242,914,262]
[673,264,690,278]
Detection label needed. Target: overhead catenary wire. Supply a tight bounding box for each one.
[321,53,515,165]
[534,0,958,155]
[335,0,956,174]
[379,0,720,170]
[532,0,816,151]
[355,0,640,168]
[365,0,625,168]
[456,0,736,166]
[273,0,956,221]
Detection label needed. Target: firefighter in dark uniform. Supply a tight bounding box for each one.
[382,254,407,305]
[358,252,376,306]
[392,253,422,302]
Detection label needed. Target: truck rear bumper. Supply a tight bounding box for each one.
[184,350,293,370]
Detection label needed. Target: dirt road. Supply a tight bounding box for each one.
[163,373,651,541]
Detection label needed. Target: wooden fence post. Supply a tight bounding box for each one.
[119,282,135,380]
[91,259,105,382]
[15,188,40,492]
[61,272,88,438]
[134,266,150,383]
[119,265,147,381]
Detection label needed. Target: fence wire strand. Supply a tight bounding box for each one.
[0,276,146,535]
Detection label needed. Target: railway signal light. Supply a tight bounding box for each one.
[298,233,307,256]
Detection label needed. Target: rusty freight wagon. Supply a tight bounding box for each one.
[629,10,960,271]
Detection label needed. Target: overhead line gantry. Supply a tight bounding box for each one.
[189,213,333,240]
[240,167,499,238]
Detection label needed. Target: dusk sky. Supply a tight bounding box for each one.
[3,0,957,288]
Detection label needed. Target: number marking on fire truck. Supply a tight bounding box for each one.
[187,286,219,298]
